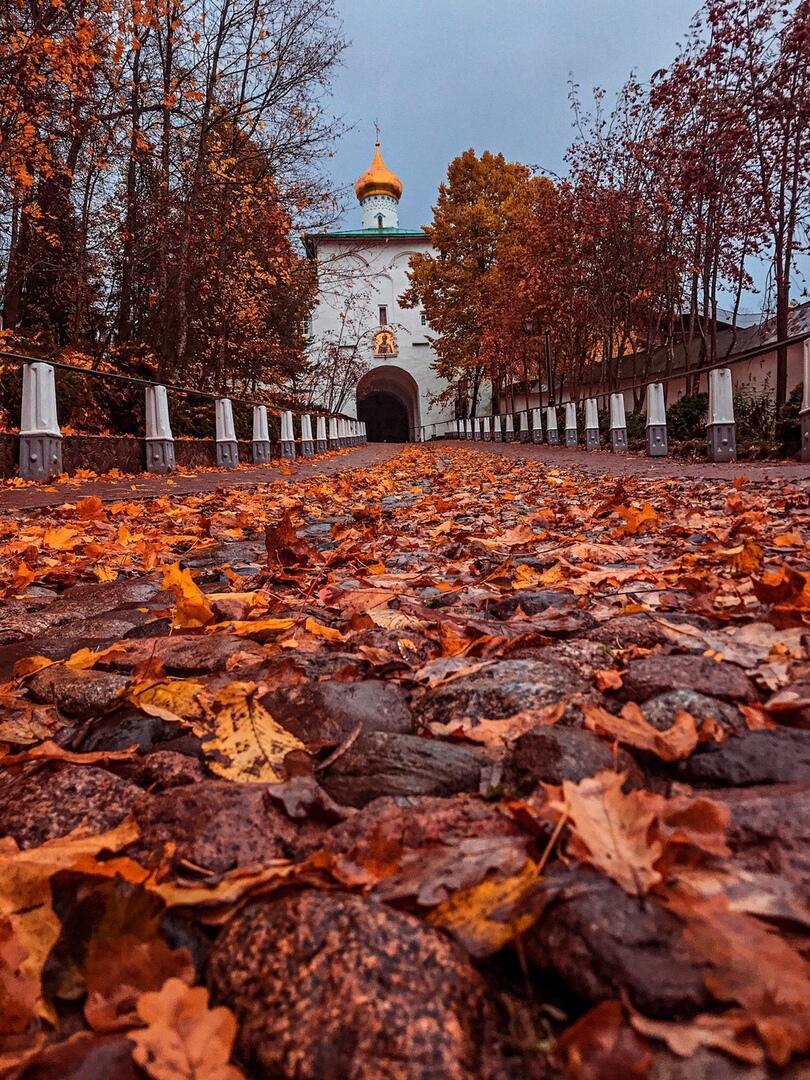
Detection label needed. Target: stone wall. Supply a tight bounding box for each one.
[0,435,263,478]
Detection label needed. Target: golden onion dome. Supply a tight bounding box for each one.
[354,142,403,202]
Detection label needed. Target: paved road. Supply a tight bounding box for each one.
[444,438,810,482]
[0,444,403,511]
[2,438,807,513]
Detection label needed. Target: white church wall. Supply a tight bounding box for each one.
[310,236,454,434]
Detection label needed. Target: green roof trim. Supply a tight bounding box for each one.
[309,228,428,240]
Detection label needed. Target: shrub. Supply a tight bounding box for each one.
[667,393,707,441]
[779,382,803,456]
[733,380,776,445]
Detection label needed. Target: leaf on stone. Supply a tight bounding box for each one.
[128,978,244,1080]
[554,1000,652,1080]
[0,821,142,1023]
[76,496,105,520]
[367,607,425,631]
[0,739,139,769]
[199,681,305,783]
[666,891,810,1065]
[42,526,81,550]
[616,501,659,535]
[543,771,663,895]
[12,655,55,678]
[753,564,808,607]
[210,617,295,639]
[582,700,699,761]
[162,563,215,628]
[304,616,344,642]
[85,934,194,1032]
[129,679,206,725]
[426,857,545,958]
[594,668,623,691]
[0,692,63,746]
[476,523,537,549]
[630,1009,764,1065]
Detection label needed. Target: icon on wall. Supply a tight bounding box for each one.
[374,328,397,357]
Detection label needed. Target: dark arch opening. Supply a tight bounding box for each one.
[358,391,409,442]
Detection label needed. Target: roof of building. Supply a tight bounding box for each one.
[310,227,427,240]
[354,142,404,201]
[616,299,810,384]
[303,227,428,258]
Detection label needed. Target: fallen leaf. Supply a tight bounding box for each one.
[582,701,699,761]
[162,563,215,628]
[594,668,623,691]
[426,858,544,958]
[630,1009,764,1064]
[304,616,344,642]
[85,934,194,1033]
[198,681,305,783]
[555,1000,652,1080]
[128,978,244,1079]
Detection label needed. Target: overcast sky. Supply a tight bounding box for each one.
[324,0,807,312]
[327,0,699,230]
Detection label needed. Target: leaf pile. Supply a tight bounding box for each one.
[0,444,809,1078]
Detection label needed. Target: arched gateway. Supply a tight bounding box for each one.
[356,365,420,442]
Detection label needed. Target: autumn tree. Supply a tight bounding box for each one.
[0,0,345,405]
[401,149,531,417]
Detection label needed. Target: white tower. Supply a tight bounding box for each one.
[355,141,403,230]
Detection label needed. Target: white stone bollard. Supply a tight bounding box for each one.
[564,402,578,447]
[328,417,340,450]
[361,421,367,443]
[20,362,62,480]
[531,408,543,443]
[482,416,492,441]
[505,413,515,442]
[546,406,559,445]
[280,409,296,459]
[475,417,483,440]
[707,368,736,462]
[463,418,470,440]
[645,383,668,457]
[215,398,238,467]
[251,404,271,464]
[316,415,328,454]
[144,384,175,473]
[301,414,314,457]
[584,398,600,450]
[609,393,628,452]
[519,411,530,443]
[493,414,502,441]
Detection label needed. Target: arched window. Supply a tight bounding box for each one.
[377,213,384,229]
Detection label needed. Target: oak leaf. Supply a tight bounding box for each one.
[582,701,699,761]
[666,891,810,1065]
[630,1009,764,1065]
[128,978,244,1080]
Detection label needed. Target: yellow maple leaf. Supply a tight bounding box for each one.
[162,563,215,628]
